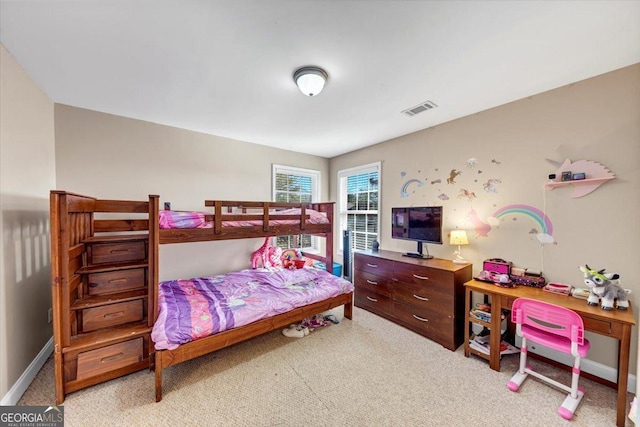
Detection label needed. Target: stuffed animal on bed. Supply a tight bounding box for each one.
[579,265,628,310]
[281,248,304,269]
[250,237,283,269]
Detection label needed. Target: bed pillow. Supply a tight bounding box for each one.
[159,210,212,229]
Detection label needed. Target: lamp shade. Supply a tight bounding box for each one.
[293,66,328,97]
[449,230,469,246]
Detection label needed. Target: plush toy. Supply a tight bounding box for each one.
[579,265,628,310]
[250,237,283,269]
[281,248,306,269]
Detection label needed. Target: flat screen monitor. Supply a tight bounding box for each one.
[392,206,443,258]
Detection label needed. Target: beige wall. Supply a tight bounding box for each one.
[330,64,640,373]
[54,105,330,280]
[0,44,56,398]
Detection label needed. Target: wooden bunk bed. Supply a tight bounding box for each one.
[149,196,354,401]
[50,191,354,404]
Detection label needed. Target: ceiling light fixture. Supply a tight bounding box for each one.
[293,66,328,97]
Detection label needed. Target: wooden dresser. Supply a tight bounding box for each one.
[354,249,472,350]
[50,191,154,404]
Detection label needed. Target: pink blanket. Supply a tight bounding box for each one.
[151,267,353,350]
[158,208,328,229]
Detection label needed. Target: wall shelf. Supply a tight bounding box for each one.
[545,159,615,198]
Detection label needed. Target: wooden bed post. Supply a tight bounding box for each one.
[325,202,334,273]
[155,353,163,402]
[149,195,160,376]
[149,195,163,401]
[49,192,65,404]
[149,195,160,323]
[343,298,353,320]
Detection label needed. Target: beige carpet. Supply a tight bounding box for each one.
[19,307,630,426]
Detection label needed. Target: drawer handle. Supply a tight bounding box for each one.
[412,314,429,322]
[366,279,378,285]
[103,311,125,319]
[110,249,130,254]
[101,352,124,363]
[366,296,378,302]
[107,278,128,284]
[413,274,429,280]
[412,294,429,302]
[366,263,378,268]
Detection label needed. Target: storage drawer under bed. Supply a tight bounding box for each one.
[88,241,146,265]
[87,268,146,295]
[76,338,144,381]
[81,300,144,332]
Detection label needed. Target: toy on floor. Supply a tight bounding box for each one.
[282,324,309,338]
[579,264,628,310]
[282,314,337,338]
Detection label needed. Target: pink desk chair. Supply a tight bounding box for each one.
[507,297,591,420]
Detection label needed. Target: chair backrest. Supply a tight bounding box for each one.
[511,297,585,345]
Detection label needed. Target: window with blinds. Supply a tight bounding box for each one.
[272,165,320,251]
[338,162,381,252]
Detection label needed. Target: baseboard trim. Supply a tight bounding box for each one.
[516,336,636,393]
[0,337,53,406]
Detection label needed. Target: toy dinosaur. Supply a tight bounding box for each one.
[579,265,628,310]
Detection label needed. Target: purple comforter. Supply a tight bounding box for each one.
[152,267,353,350]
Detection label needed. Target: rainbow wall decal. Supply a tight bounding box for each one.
[488,204,554,244]
[400,179,424,197]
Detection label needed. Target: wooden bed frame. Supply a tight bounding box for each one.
[50,191,353,403]
[148,195,353,401]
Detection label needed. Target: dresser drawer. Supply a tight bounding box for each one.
[76,338,143,381]
[393,281,454,316]
[82,300,144,332]
[87,268,146,296]
[393,263,453,293]
[354,270,392,297]
[355,288,393,315]
[394,302,455,341]
[89,241,146,265]
[354,254,394,277]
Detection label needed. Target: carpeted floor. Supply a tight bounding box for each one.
[19,307,630,426]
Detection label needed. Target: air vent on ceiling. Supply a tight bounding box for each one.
[401,100,438,117]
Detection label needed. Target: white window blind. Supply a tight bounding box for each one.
[272,164,320,251]
[338,162,380,252]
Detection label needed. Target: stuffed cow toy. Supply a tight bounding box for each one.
[579,265,628,310]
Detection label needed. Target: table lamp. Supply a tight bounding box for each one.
[450,230,469,264]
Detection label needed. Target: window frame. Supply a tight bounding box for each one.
[272,164,321,252]
[337,161,381,254]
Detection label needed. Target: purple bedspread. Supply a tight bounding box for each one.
[152,267,354,350]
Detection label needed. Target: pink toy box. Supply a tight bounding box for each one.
[483,258,512,275]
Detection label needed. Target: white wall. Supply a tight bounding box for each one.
[0,44,56,401]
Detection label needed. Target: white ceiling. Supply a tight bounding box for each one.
[1,1,639,158]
